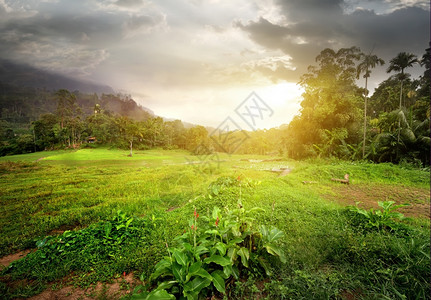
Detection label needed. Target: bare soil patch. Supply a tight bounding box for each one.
[322,184,430,219]
[27,273,139,300]
[0,249,32,268]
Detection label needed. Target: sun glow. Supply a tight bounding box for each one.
[247,81,303,129]
[257,82,303,108]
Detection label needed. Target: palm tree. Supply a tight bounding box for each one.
[386,52,419,145]
[357,51,385,158]
[386,52,419,108]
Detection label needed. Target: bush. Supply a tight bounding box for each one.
[133,206,286,299]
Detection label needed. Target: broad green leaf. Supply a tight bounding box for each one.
[268,228,284,242]
[194,246,209,257]
[186,264,211,282]
[183,277,211,293]
[357,209,370,218]
[185,291,198,300]
[144,289,176,300]
[172,262,185,283]
[227,247,238,263]
[191,268,212,281]
[150,260,172,280]
[211,271,226,294]
[237,247,249,268]
[264,244,286,263]
[223,265,232,278]
[182,243,193,252]
[214,242,227,256]
[188,261,202,274]
[390,212,406,220]
[130,292,149,300]
[204,255,231,266]
[36,237,48,248]
[173,249,188,266]
[174,232,190,242]
[157,281,178,291]
[260,225,269,238]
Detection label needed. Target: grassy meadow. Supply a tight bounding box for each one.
[0,148,430,299]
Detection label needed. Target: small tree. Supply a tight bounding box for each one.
[117,117,141,157]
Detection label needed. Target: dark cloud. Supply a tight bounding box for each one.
[276,0,344,20]
[235,17,290,50]
[344,7,429,55]
[237,2,429,83]
[0,0,166,77]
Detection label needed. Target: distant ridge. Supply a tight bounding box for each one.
[0,59,114,94]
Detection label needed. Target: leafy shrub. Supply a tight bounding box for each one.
[347,201,411,233]
[2,211,153,282]
[133,205,285,299]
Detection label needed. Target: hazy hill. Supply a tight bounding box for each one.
[0,60,157,125]
[0,82,155,126]
[0,59,114,94]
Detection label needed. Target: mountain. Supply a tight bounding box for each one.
[0,59,158,124]
[0,59,114,94]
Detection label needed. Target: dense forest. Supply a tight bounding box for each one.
[0,45,429,165]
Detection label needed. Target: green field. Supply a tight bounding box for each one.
[0,148,430,299]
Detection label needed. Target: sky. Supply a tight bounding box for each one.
[0,0,429,129]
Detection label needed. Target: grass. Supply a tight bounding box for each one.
[0,148,429,299]
[0,150,72,162]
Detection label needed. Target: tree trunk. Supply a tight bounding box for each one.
[129,140,133,157]
[397,79,403,144]
[362,76,368,159]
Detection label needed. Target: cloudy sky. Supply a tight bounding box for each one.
[0,0,429,129]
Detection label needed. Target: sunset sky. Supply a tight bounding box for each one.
[0,0,429,129]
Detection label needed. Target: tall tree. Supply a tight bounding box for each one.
[418,45,430,98]
[386,52,419,144]
[356,51,385,158]
[33,113,59,150]
[386,52,419,109]
[287,46,363,158]
[55,89,75,129]
[117,116,141,157]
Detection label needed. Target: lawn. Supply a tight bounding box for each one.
[0,148,429,299]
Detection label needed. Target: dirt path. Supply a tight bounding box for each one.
[0,249,32,268]
[322,184,430,219]
[1,250,140,300]
[27,273,139,300]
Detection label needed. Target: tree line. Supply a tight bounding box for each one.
[0,45,429,165]
[284,46,430,165]
[0,88,211,156]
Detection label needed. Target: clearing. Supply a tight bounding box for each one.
[0,148,429,299]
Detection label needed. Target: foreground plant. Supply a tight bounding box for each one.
[133,206,286,299]
[2,210,149,284]
[347,200,411,232]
